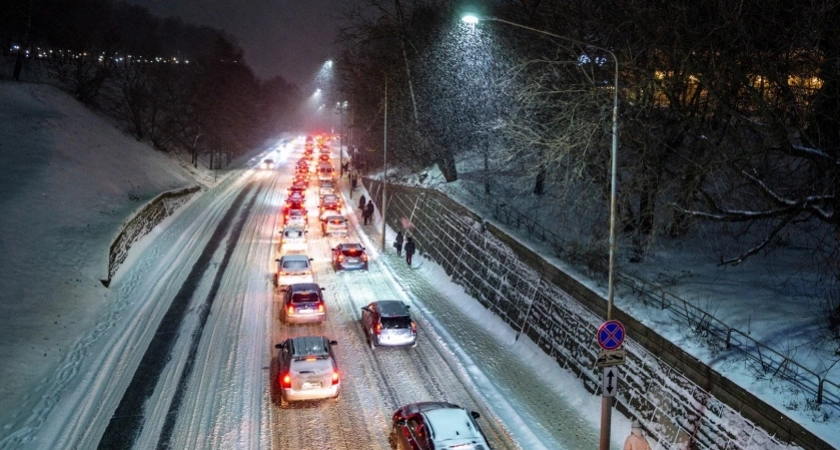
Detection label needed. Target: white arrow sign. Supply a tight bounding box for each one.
[602,366,619,398]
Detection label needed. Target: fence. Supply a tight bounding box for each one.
[453,180,840,413]
[365,178,834,450]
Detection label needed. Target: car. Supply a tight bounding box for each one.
[361,300,416,349]
[279,226,307,253]
[275,254,314,286]
[284,208,308,230]
[293,172,310,185]
[284,195,306,213]
[321,215,348,236]
[295,164,310,175]
[317,164,335,182]
[318,153,331,162]
[318,205,341,222]
[320,194,341,211]
[275,335,340,406]
[390,402,490,450]
[319,181,336,197]
[262,159,275,169]
[288,184,307,199]
[280,283,326,324]
[332,243,368,271]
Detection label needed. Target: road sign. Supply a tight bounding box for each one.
[596,349,627,367]
[602,366,619,397]
[597,320,625,350]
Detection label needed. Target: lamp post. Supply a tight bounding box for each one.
[381,76,388,252]
[463,14,620,450]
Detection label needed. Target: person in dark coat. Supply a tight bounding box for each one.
[404,237,416,265]
[364,200,374,225]
[358,195,366,211]
[393,231,404,256]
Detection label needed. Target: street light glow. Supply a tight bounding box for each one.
[461,14,479,24]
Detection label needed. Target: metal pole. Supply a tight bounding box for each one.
[381,77,388,252]
[339,106,344,176]
[475,18,621,450]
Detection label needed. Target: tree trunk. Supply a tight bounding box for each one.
[533,164,546,195]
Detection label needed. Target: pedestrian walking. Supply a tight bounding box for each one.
[404,237,416,266]
[364,200,374,225]
[623,420,652,450]
[393,231,404,256]
[358,195,366,211]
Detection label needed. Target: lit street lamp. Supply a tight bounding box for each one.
[463,14,620,450]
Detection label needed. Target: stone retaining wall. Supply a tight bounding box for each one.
[103,185,201,286]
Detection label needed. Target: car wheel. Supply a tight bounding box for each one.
[280,393,288,407]
[388,431,397,449]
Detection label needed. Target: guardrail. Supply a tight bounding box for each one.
[455,181,840,412]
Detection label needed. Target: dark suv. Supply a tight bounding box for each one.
[281,283,326,324]
[361,300,417,349]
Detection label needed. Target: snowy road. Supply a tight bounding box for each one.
[2,139,605,450]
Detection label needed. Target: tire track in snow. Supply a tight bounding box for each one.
[97,182,257,450]
[155,182,264,449]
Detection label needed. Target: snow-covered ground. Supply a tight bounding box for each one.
[1,79,834,450]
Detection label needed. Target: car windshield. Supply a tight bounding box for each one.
[291,292,320,304]
[381,317,412,329]
[282,260,309,270]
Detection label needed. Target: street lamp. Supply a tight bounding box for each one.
[463,14,620,450]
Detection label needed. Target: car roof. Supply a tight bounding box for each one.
[280,254,311,262]
[423,408,485,447]
[288,336,330,358]
[325,215,345,221]
[288,282,320,293]
[374,300,410,317]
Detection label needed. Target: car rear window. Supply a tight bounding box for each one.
[291,292,320,304]
[342,249,363,256]
[381,317,412,329]
[284,230,303,238]
[282,260,309,270]
[329,219,345,225]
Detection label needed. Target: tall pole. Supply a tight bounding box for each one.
[381,77,388,252]
[339,105,344,176]
[465,16,620,450]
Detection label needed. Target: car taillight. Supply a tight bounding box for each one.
[317,302,325,313]
[288,305,295,315]
[375,322,382,335]
[411,321,417,333]
[337,254,344,262]
[362,254,368,261]
[281,373,291,388]
[331,371,339,385]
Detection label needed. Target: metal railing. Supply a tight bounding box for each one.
[456,181,840,411]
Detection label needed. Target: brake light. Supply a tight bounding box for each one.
[317,302,325,313]
[375,322,382,335]
[337,254,344,262]
[411,321,417,333]
[288,305,295,315]
[362,254,368,261]
[331,371,340,385]
[281,373,291,388]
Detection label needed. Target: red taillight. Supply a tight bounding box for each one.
[287,305,295,315]
[411,321,417,333]
[281,373,291,388]
[362,254,368,261]
[375,323,382,335]
[337,254,344,262]
[331,371,339,385]
[317,302,325,313]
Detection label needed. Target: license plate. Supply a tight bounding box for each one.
[302,382,321,389]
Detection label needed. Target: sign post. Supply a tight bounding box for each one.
[597,319,625,450]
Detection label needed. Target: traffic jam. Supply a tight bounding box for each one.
[266,135,504,450]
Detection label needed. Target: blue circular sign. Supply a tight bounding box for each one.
[597,320,625,350]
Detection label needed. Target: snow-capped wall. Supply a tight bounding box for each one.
[103,185,201,285]
[366,179,825,450]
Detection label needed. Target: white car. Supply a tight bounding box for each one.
[284,209,308,231]
[317,164,335,182]
[275,254,314,286]
[322,215,348,236]
[319,183,336,198]
[279,226,307,253]
[275,335,340,406]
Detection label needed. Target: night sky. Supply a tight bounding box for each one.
[125,0,352,87]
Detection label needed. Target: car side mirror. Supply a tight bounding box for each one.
[403,303,411,309]
[275,343,285,349]
[395,419,405,427]
[361,306,369,312]
[329,340,338,346]
[470,411,481,420]
[320,287,325,291]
